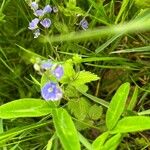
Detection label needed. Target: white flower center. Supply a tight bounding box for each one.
[48,87,53,93]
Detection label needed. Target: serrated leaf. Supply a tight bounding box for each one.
[75,119,93,131]
[106,82,130,130]
[68,97,90,120]
[52,108,81,150]
[77,84,89,93]
[0,99,53,119]
[88,104,103,120]
[92,132,109,150]
[111,116,150,134]
[71,71,99,87]
[65,85,80,98]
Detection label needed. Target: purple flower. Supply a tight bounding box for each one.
[30,2,38,11]
[33,29,40,38]
[79,19,88,30]
[41,59,53,70]
[52,6,58,13]
[40,18,51,28]
[41,82,63,101]
[53,65,64,79]
[28,18,39,30]
[43,5,52,14]
[34,9,44,17]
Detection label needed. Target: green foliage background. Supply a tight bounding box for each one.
[0,0,150,149]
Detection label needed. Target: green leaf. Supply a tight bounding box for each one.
[72,54,82,64]
[106,82,130,130]
[0,99,53,119]
[103,133,122,150]
[67,0,76,8]
[111,116,150,134]
[60,60,75,84]
[88,104,103,120]
[78,132,92,150]
[92,132,109,150]
[65,85,80,98]
[75,119,93,131]
[52,108,81,150]
[127,86,138,111]
[71,71,99,87]
[77,84,89,93]
[135,0,150,8]
[68,97,90,121]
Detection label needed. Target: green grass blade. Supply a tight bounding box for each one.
[52,108,81,150]
[115,0,130,24]
[81,57,127,62]
[43,14,150,43]
[77,88,109,108]
[110,46,150,54]
[95,34,122,53]
[0,121,49,143]
[106,82,130,130]
[138,109,150,115]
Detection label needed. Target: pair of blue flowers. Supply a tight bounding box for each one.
[28,2,56,38]
[40,60,63,101]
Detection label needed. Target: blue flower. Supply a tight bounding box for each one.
[53,65,64,79]
[28,18,39,30]
[30,2,38,11]
[41,82,63,101]
[43,5,52,14]
[79,19,88,30]
[41,59,53,70]
[40,18,51,28]
[34,9,44,17]
[33,29,40,38]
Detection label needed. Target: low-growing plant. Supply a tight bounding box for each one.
[0,0,150,149]
[0,55,150,149]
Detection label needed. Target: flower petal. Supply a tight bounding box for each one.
[41,82,63,101]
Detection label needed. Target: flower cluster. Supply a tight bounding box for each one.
[38,59,64,101]
[40,59,64,80]
[28,1,57,38]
